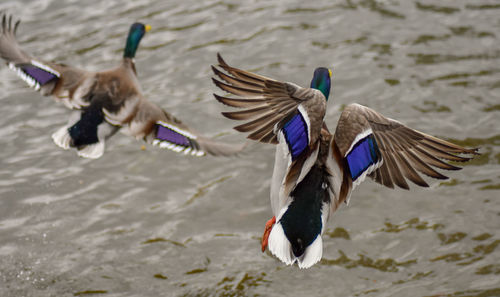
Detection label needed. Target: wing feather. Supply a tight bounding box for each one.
[212,78,263,97]
[233,112,282,133]
[403,149,448,180]
[212,53,326,145]
[393,151,429,187]
[213,94,267,108]
[0,14,92,108]
[217,53,271,85]
[112,99,246,157]
[211,65,264,89]
[412,146,461,170]
[334,103,477,189]
[383,150,409,190]
[222,106,271,120]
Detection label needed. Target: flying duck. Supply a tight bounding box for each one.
[211,53,478,269]
[0,15,244,159]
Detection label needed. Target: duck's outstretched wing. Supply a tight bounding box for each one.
[211,53,326,147]
[0,14,92,109]
[333,103,478,192]
[103,98,246,157]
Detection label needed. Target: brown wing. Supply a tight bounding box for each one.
[0,14,92,108]
[334,103,478,190]
[112,98,246,157]
[212,53,325,144]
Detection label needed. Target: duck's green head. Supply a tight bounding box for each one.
[310,67,332,100]
[124,23,151,58]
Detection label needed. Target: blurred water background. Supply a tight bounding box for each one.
[0,0,499,296]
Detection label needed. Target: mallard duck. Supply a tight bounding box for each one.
[0,15,244,159]
[211,53,478,269]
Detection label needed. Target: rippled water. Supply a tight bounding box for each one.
[0,1,499,296]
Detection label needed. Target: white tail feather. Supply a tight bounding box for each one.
[297,236,323,269]
[77,142,105,159]
[268,222,324,269]
[268,223,294,265]
[51,126,72,150]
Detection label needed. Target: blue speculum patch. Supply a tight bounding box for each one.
[156,124,190,147]
[283,113,309,160]
[347,134,380,180]
[21,65,58,85]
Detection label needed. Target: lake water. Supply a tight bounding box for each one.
[0,0,499,296]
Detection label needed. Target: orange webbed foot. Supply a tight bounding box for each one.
[261,216,276,252]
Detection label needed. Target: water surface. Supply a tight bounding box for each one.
[0,1,499,296]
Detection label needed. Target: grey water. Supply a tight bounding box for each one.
[0,0,499,296]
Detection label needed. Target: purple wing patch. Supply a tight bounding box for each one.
[153,121,205,156]
[20,65,58,85]
[9,61,60,90]
[156,124,190,147]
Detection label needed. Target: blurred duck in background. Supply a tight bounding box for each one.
[0,15,245,159]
